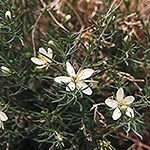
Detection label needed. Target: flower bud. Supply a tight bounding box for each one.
[48,40,55,47]
[1,66,12,75]
[123,35,129,43]
[55,132,63,142]
[64,14,71,23]
[5,10,11,20]
[100,140,112,150]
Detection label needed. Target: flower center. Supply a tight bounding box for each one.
[72,75,79,83]
[117,100,128,111]
[38,55,49,64]
[117,100,126,107]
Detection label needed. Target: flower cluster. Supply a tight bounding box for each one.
[31,47,136,121]
[31,48,94,95]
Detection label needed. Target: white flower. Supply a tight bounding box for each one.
[1,66,12,76]
[105,88,135,120]
[5,10,11,20]
[31,47,53,69]
[54,61,94,95]
[0,111,8,130]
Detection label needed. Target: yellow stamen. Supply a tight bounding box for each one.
[117,100,126,107]
[38,55,48,64]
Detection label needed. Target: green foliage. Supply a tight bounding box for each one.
[0,0,150,149]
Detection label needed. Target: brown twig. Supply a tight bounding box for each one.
[47,9,69,32]
[31,7,45,56]
[90,103,106,126]
[64,0,85,32]
[105,0,123,19]
[117,71,144,83]
[80,124,92,142]
[106,0,117,15]
[119,132,150,150]
[32,0,69,55]
[41,0,69,32]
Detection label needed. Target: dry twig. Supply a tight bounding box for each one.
[119,132,150,150]
[31,6,46,56]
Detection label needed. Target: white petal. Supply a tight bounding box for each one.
[116,88,124,101]
[66,61,76,77]
[76,82,88,90]
[36,65,47,69]
[39,47,47,56]
[125,107,134,118]
[82,87,92,95]
[1,66,11,73]
[47,48,53,59]
[66,82,75,91]
[112,107,122,120]
[105,98,118,108]
[76,82,92,95]
[31,57,45,65]
[0,121,4,130]
[0,112,8,121]
[54,76,71,83]
[39,47,52,63]
[124,96,135,105]
[83,80,93,83]
[77,69,94,80]
[5,11,11,20]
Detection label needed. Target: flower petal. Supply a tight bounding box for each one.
[66,82,75,91]
[77,69,94,80]
[124,96,135,105]
[66,61,76,77]
[0,121,4,130]
[31,57,45,65]
[112,107,122,120]
[0,112,8,121]
[47,48,53,59]
[54,76,71,83]
[125,107,134,118]
[105,98,118,108]
[38,47,52,63]
[116,88,124,101]
[76,82,92,95]
[82,87,92,95]
[36,65,47,69]
[39,47,47,57]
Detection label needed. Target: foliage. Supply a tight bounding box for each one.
[0,0,150,149]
